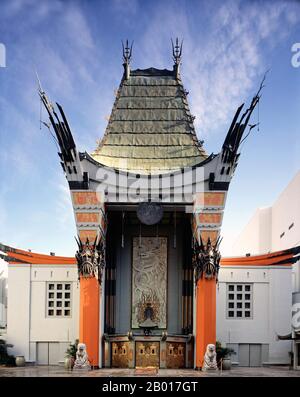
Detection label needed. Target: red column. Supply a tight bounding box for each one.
[195,277,216,369]
[79,277,100,367]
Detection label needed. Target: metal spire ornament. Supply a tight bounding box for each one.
[171,37,183,64]
[171,37,183,79]
[122,39,133,80]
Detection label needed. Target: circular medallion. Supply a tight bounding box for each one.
[137,202,163,225]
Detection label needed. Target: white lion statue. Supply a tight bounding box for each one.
[73,343,91,370]
[203,344,218,370]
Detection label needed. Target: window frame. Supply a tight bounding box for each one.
[46,282,72,318]
[226,283,253,320]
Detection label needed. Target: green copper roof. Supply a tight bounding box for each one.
[91,67,207,173]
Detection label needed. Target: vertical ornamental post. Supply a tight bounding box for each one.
[76,229,106,368]
[192,193,221,369]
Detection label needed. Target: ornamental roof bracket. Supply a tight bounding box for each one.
[37,76,77,164]
[122,39,133,80]
[171,37,183,79]
[75,233,106,285]
[192,235,222,284]
[221,70,269,165]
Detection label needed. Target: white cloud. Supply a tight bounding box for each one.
[137,0,300,139]
[63,5,95,50]
[110,0,139,20]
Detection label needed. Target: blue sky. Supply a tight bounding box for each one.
[0,0,299,257]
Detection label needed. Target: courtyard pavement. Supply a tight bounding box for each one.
[0,365,300,377]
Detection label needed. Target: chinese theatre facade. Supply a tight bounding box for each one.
[36,40,261,369]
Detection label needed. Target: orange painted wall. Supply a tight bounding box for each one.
[79,277,100,367]
[195,277,216,369]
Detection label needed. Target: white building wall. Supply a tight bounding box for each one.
[268,267,292,363]
[232,207,272,256]
[259,207,272,254]
[217,265,292,364]
[271,172,300,252]
[231,209,261,256]
[7,265,31,359]
[232,171,300,256]
[6,263,79,363]
[0,259,8,329]
[232,171,300,292]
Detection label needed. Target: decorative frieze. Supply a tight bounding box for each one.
[72,191,103,206]
[193,192,225,207]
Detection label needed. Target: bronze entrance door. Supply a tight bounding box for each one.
[135,341,160,367]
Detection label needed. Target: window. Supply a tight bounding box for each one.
[47,283,72,317]
[226,283,253,319]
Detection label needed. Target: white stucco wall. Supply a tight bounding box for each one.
[217,265,292,364]
[232,171,300,255]
[271,172,300,252]
[6,263,79,362]
[268,267,292,363]
[217,267,269,345]
[231,207,272,256]
[6,265,31,358]
[0,258,7,329]
[231,171,300,292]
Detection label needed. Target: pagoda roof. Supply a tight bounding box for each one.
[91,67,207,173]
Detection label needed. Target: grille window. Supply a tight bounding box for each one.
[47,283,72,317]
[226,284,253,319]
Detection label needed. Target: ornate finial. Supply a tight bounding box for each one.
[171,38,183,79]
[171,37,183,65]
[122,39,133,80]
[122,39,133,64]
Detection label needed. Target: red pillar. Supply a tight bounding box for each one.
[195,277,216,369]
[79,277,100,367]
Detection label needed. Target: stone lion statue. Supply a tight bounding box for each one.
[73,343,91,370]
[203,344,218,370]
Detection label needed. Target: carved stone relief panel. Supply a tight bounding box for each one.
[132,237,167,328]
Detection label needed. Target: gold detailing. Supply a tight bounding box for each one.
[166,342,185,369]
[135,342,160,368]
